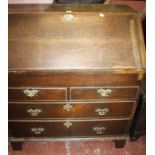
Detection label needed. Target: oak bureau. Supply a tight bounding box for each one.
[8,4,146,150]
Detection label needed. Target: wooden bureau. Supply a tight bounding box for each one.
[8,4,145,150]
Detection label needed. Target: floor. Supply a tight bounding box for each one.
[9,136,146,155]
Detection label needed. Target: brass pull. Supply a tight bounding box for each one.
[64,121,73,128]
[93,127,106,134]
[64,11,74,21]
[95,108,109,116]
[27,108,42,117]
[31,127,45,135]
[23,88,39,97]
[97,89,112,97]
[63,103,73,112]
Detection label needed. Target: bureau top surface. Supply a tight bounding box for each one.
[8,4,145,72]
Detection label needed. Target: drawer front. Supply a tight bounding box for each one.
[9,101,134,119]
[70,87,139,100]
[8,88,67,101]
[9,119,129,137]
[9,72,140,87]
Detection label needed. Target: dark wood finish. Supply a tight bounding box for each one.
[8,4,137,13]
[8,4,145,150]
[9,119,129,137]
[130,18,146,140]
[135,94,146,133]
[113,140,126,148]
[9,101,134,119]
[9,6,145,72]
[10,142,23,150]
[8,4,51,12]
[9,72,141,87]
[8,88,67,101]
[70,87,139,100]
[130,83,146,140]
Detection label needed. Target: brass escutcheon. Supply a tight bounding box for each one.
[64,11,74,21]
[97,89,112,97]
[64,121,73,128]
[23,88,39,97]
[31,127,45,135]
[95,108,109,116]
[27,108,42,117]
[63,103,73,112]
[93,127,106,134]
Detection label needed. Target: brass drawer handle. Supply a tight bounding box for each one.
[64,11,74,21]
[31,127,45,135]
[97,89,112,97]
[95,108,109,116]
[27,108,42,117]
[64,121,73,128]
[23,88,39,97]
[63,103,73,112]
[93,127,106,135]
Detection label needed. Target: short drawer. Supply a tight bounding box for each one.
[8,88,67,101]
[9,119,129,138]
[70,87,139,100]
[9,101,134,119]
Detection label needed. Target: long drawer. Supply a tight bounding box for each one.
[8,72,140,87]
[9,101,135,119]
[9,119,129,138]
[8,88,67,101]
[70,87,139,100]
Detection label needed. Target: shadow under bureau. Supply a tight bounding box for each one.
[8,4,145,150]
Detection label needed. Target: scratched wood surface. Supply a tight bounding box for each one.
[8,4,145,72]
